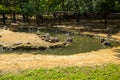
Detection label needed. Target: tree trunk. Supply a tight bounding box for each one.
[62,0,65,10]
[53,13,56,25]
[41,15,44,24]
[2,11,6,25]
[104,13,107,29]
[28,17,31,25]
[59,13,61,25]
[10,13,12,19]
[13,12,16,23]
[22,14,26,22]
[36,15,43,26]
[76,12,79,25]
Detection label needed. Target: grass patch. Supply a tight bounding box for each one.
[0,64,120,80]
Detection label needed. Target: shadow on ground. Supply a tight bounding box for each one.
[113,49,120,58]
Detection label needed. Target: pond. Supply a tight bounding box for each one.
[1,27,120,55]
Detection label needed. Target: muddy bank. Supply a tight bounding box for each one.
[0,30,65,51]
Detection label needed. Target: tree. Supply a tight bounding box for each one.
[114,0,120,11]
[0,0,21,24]
[95,0,115,28]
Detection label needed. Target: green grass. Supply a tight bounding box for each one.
[0,64,120,80]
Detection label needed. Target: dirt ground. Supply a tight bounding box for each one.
[0,30,120,73]
[0,30,64,50]
[0,47,120,73]
[0,30,53,47]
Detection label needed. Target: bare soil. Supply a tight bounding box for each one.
[0,30,120,73]
[0,47,120,73]
[0,30,63,49]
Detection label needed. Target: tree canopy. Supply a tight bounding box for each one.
[0,0,119,14]
[0,0,120,25]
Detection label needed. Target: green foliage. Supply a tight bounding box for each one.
[20,0,35,16]
[0,0,20,12]
[0,0,118,16]
[0,5,7,11]
[48,0,62,13]
[0,64,120,80]
[115,0,120,10]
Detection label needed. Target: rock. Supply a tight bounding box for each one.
[26,42,31,44]
[65,43,72,47]
[48,37,59,43]
[13,43,22,46]
[65,38,73,42]
[49,42,66,49]
[38,46,46,50]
